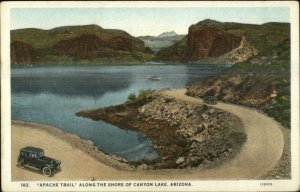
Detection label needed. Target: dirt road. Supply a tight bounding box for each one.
[12,89,284,180]
[163,89,284,178]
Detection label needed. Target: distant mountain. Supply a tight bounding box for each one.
[138,31,185,52]
[155,19,290,63]
[11,25,154,64]
[157,31,178,38]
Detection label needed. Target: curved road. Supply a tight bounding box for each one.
[12,89,284,180]
[162,88,284,179]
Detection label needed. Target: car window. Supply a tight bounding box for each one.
[38,151,44,158]
[21,151,29,157]
[31,153,37,158]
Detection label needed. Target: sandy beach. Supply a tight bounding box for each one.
[11,89,288,181]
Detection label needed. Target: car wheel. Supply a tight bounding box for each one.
[42,167,52,177]
[18,159,25,168]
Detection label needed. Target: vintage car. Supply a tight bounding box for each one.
[17,146,61,176]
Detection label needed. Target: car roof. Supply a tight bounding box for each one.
[21,146,44,153]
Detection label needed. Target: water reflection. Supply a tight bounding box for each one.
[11,64,229,161]
[185,64,230,85]
[12,72,133,97]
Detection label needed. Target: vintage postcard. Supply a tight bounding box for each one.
[1,1,299,191]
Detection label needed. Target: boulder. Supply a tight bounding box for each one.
[194,126,204,135]
[201,114,209,120]
[208,109,215,114]
[175,157,185,165]
[202,122,208,129]
[193,135,205,143]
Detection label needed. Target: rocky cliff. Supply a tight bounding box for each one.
[223,37,259,63]
[185,26,243,59]
[11,41,35,64]
[187,38,290,127]
[55,34,144,60]
[55,34,109,59]
[156,19,289,63]
[11,25,153,64]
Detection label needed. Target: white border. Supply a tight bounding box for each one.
[1,1,299,191]
[0,1,298,8]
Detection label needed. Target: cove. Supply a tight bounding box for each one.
[11,63,229,161]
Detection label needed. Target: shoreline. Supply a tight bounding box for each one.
[11,89,289,179]
[11,61,233,67]
[12,120,134,171]
[77,90,247,169]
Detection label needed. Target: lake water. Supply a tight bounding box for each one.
[11,63,229,161]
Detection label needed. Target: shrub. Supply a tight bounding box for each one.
[128,93,137,101]
[127,89,154,106]
[138,89,153,100]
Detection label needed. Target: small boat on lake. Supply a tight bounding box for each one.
[149,75,161,80]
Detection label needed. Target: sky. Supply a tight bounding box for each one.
[11,7,290,37]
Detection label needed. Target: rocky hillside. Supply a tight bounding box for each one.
[11,25,154,64]
[11,41,35,64]
[156,19,289,64]
[138,32,185,52]
[77,90,246,169]
[187,38,290,127]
